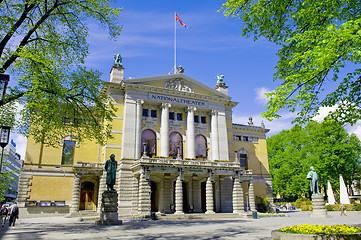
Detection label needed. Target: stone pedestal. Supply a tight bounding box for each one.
[96,191,122,225]
[311,194,327,218]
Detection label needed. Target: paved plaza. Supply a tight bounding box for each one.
[0,211,360,240]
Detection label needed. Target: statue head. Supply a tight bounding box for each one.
[310,166,314,171]
[110,154,115,161]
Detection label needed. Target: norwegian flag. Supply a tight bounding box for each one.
[176,13,188,29]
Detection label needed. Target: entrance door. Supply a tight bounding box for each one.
[80,182,96,210]
[151,181,157,212]
[201,181,206,213]
[182,182,189,213]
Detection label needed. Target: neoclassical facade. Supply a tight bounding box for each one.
[18,61,272,216]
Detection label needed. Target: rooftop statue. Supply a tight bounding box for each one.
[216,74,224,84]
[105,154,117,192]
[176,65,184,74]
[114,54,122,65]
[307,166,321,195]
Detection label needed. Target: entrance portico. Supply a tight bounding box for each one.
[130,157,256,217]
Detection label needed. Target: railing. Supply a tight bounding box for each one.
[135,157,242,169]
[74,161,104,168]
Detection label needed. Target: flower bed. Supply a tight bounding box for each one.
[272,224,361,240]
[279,224,361,234]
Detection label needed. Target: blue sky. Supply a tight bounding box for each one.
[11,0,361,158]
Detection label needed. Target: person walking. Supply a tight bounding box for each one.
[339,203,347,216]
[9,202,19,226]
[0,204,8,227]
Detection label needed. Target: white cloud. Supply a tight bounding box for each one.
[254,87,272,105]
[312,105,339,122]
[11,133,27,160]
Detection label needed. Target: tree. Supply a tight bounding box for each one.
[0,0,122,146]
[267,120,361,201]
[221,0,361,125]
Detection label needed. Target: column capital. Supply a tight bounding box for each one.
[136,99,144,105]
[162,103,171,109]
[187,106,196,112]
[211,109,218,116]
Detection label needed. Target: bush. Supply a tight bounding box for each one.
[256,196,270,213]
[326,204,361,211]
[294,197,312,211]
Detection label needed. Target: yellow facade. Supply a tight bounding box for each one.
[18,65,272,216]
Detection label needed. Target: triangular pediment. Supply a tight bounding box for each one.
[122,74,231,100]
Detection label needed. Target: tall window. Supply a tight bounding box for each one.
[62,140,76,165]
[141,130,156,157]
[239,154,248,170]
[195,135,207,159]
[176,113,182,121]
[169,132,183,158]
[151,109,157,118]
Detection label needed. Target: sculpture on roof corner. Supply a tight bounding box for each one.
[114,54,122,65]
[176,65,184,74]
[216,74,224,84]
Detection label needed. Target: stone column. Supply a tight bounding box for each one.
[135,99,144,159]
[138,171,151,217]
[205,177,215,214]
[70,174,81,213]
[186,106,196,159]
[210,110,219,161]
[160,103,171,157]
[233,179,245,213]
[158,179,165,213]
[164,175,172,213]
[174,176,184,214]
[97,170,107,213]
[131,176,139,214]
[249,179,256,212]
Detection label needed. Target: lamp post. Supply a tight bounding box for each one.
[0,73,9,105]
[0,125,11,173]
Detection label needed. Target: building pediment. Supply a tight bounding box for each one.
[122,74,231,100]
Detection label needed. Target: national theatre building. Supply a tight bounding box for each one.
[18,59,273,217]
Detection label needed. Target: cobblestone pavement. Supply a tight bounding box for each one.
[0,211,360,240]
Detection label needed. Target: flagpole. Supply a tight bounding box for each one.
[174,12,176,74]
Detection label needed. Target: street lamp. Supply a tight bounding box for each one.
[0,125,11,173]
[0,74,9,105]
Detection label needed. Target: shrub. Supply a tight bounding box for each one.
[326,204,361,211]
[294,198,311,208]
[256,196,270,213]
[294,198,312,211]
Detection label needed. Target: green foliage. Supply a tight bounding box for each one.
[326,204,361,211]
[267,120,361,200]
[0,162,17,201]
[294,198,311,209]
[0,0,122,146]
[256,196,270,213]
[221,0,361,125]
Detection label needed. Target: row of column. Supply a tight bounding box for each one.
[135,171,257,216]
[134,100,228,161]
[69,172,256,215]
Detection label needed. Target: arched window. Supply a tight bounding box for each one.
[195,135,207,159]
[169,132,183,159]
[141,130,156,157]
